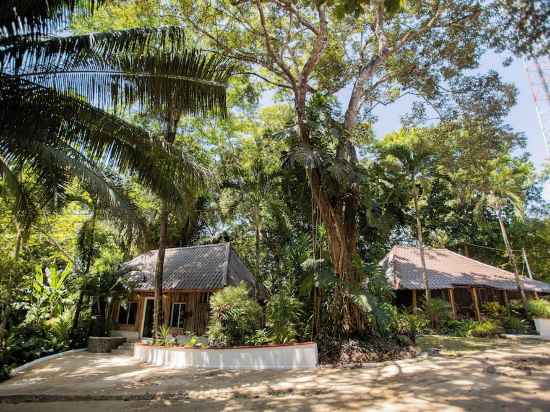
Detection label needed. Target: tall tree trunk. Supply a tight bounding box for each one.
[254,209,261,279]
[71,207,97,341]
[497,211,528,312]
[14,221,22,259]
[153,110,178,339]
[413,185,430,305]
[153,202,169,339]
[296,82,362,333]
[308,168,362,333]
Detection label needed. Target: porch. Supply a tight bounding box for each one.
[395,286,543,320]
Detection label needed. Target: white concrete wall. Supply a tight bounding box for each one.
[534,318,550,337]
[111,330,139,341]
[134,342,318,369]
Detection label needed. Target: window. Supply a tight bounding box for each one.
[170,303,186,328]
[117,301,137,325]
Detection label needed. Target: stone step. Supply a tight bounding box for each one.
[111,348,133,355]
[119,343,135,349]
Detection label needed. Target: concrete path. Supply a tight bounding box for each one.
[1,339,549,411]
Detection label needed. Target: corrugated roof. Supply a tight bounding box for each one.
[122,243,259,291]
[382,246,550,293]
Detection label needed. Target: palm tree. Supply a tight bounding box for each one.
[468,155,534,313]
[1,1,232,337]
[377,130,437,305]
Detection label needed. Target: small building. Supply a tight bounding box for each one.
[381,246,550,319]
[111,243,260,340]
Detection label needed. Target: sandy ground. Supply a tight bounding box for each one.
[1,339,549,411]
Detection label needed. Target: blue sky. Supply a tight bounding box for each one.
[370,52,550,200]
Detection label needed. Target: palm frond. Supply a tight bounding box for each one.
[0,75,207,205]
[11,50,233,117]
[1,27,187,72]
[0,155,38,227]
[0,0,103,36]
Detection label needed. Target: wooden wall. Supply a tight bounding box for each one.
[111,290,213,336]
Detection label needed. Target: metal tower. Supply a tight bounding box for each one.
[524,56,550,158]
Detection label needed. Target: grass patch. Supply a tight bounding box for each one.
[416,335,505,355]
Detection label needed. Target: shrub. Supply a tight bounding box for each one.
[440,319,477,337]
[482,302,506,319]
[467,320,504,338]
[183,336,198,348]
[207,282,262,347]
[155,324,173,346]
[266,289,302,344]
[502,315,529,334]
[244,329,271,346]
[423,298,452,328]
[392,311,429,338]
[0,322,68,381]
[527,299,550,319]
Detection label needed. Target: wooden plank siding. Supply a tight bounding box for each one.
[111,290,216,337]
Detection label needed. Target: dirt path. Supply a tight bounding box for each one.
[1,339,549,411]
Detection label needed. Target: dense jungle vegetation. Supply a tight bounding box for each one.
[1,0,549,377]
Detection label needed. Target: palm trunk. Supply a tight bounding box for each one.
[153,110,179,339]
[14,221,22,259]
[497,211,528,312]
[71,207,97,341]
[153,202,169,338]
[254,209,261,278]
[413,186,430,305]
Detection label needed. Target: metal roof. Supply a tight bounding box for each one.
[381,246,550,293]
[121,243,259,292]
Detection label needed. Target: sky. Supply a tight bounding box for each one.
[370,52,550,200]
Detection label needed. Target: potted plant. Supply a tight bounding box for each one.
[527,299,550,337]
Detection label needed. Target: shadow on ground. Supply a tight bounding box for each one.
[1,339,549,411]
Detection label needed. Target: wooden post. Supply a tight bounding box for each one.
[412,289,417,314]
[471,287,481,321]
[448,288,457,319]
[503,290,509,306]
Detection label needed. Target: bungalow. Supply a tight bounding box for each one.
[111,243,260,340]
[381,246,550,320]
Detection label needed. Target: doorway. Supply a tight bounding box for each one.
[141,298,155,338]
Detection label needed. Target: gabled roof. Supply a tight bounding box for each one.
[121,243,259,293]
[381,246,550,293]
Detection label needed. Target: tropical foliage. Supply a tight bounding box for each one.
[1,0,549,375]
[207,282,262,347]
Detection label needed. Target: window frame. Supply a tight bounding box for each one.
[170,302,187,329]
[117,301,138,325]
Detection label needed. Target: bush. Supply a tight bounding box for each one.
[266,289,302,344]
[392,311,429,339]
[0,322,69,381]
[155,324,174,346]
[423,298,452,328]
[244,329,271,346]
[207,282,262,347]
[467,320,504,338]
[502,315,529,334]
[440,319,477,337]
[482,302,506,319]
[527,299,550,319]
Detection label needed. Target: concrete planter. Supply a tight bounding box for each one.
[534,318,550,337]
[134,342,318,370]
